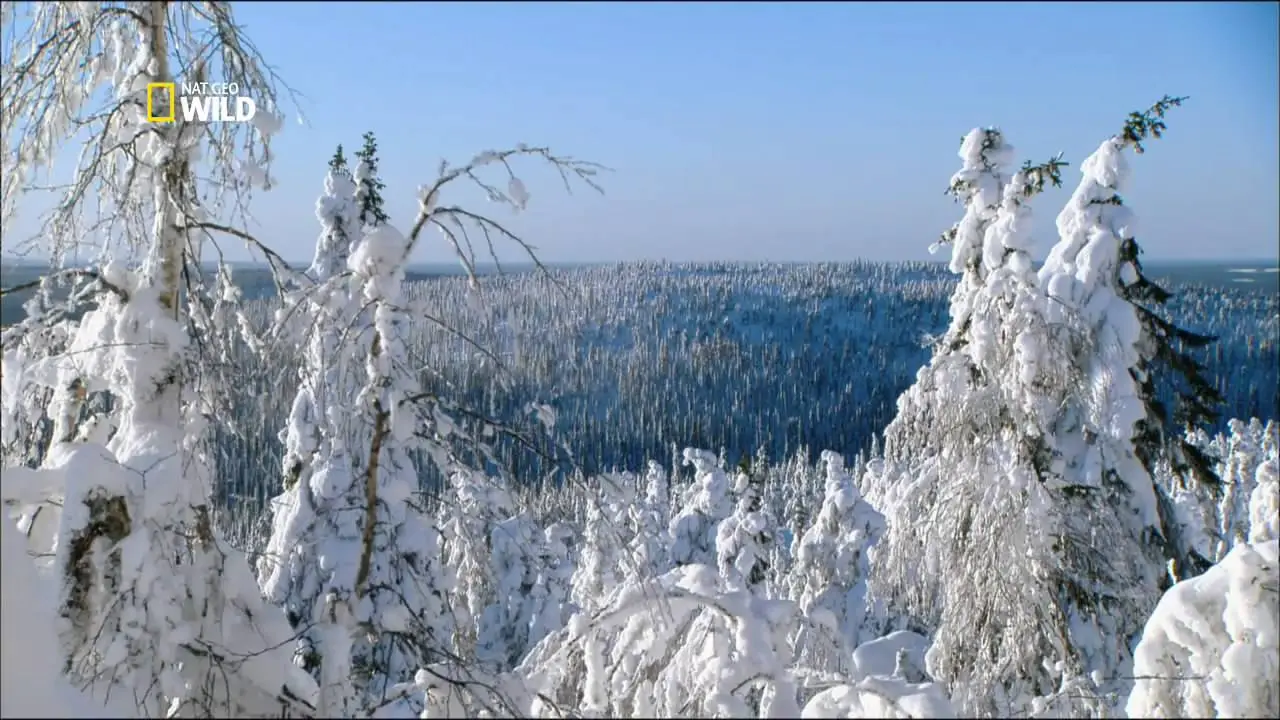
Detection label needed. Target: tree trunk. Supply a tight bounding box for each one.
[356,331,387,597]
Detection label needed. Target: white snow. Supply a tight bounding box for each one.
[1128,540,1280,718]
[801,676,955,719]
[1,518,115,718]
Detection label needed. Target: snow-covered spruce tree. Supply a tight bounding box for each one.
[1,3,315,716]
[526,522,578,652]
[1154,419,1278,570]
[354,131,390,230]
[1250,456,1279,546]
[288,143,605,712]
[1039,96,1227,586]
[873,125,1165,715]
[716,466,778,595]
[867,129,1016,520]
[934,128,1019,352]
[478,510,542,670]
[1214,418,1274,555]
[788,451,885,672]
[629,460,673,576]
[331,143,352,177]
[291,218,462,713]
[571,472,636,614]
[669,447,735,567]
[256,156,378,716]
[442,469,515,662]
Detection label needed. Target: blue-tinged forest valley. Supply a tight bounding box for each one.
[4,258,1275,517]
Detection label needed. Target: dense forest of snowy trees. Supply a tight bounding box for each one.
[173,259,1275,517]
[1,3,1277,719]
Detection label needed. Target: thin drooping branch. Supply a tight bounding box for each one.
[405,146,608,288]
[0,267,131,302]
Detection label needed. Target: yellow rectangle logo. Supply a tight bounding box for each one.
[146,82,176,123]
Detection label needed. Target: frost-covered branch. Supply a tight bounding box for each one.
[406,146,608,283]
[2,1,296,266]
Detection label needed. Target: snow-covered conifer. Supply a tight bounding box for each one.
[572,472,637,613]
[1216,419,1274,551]
[354,131,390,230]
[932,128,1017,352]
[335,220,459,702]
[872,124,1168,714]
[669,448,734,567]
[478,511,542,669]
[1249,458,1279,544]
[1039,96,1226,585]
[789,451,885,669]
[442,470,514,660]
[256,159,374,714]
[629,460,672,576]
[527,522,578,651]
[716,468,777,594]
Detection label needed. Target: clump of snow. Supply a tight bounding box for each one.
[801,675,955,719]
[252,107,284,138]
[853,630,931,680]
[1127,539,1279,718]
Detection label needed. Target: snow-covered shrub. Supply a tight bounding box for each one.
[800,676,954,719]
[1127,539,1279,718]
[520,564,805,718]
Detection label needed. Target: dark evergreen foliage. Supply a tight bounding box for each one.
[354,131,389,229]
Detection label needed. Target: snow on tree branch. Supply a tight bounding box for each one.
[407,145,609,284]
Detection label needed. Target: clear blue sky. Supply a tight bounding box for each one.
[15,1,1280,264]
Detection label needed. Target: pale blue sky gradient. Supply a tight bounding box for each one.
[16,1,1280,263]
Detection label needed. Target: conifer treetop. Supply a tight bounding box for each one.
[354,131,390,228]
[329,144,350,176]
